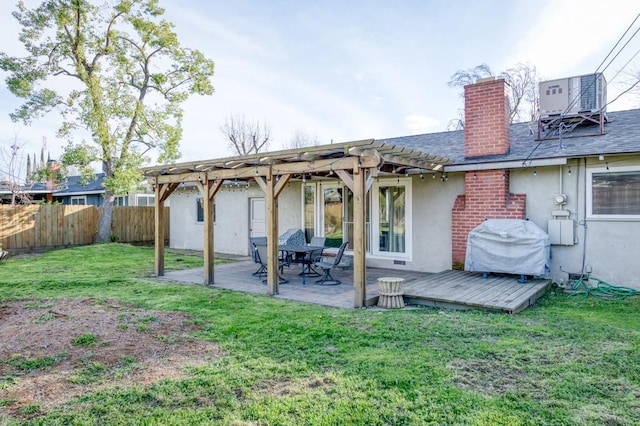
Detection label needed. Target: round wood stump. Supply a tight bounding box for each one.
[377,277,405,309]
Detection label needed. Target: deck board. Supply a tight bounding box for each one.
[402,271,550,313]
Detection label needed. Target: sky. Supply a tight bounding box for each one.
[1,0,640,172]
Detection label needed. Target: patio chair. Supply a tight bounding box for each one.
[250,237,267,276]
[253,242,288,283]
[300,236,326,276]
[314,241,348,285]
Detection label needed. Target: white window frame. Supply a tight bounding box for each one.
[587,165,640,221]
[70,196,87,205]
[371,178,412,260]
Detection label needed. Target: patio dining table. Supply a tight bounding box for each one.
[279,244,325,285]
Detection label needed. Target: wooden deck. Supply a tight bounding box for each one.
[402,270,550,314]
[158,259,550,313]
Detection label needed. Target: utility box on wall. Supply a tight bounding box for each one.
[548,219,574,245]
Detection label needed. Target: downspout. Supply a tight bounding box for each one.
[580,157,588,275]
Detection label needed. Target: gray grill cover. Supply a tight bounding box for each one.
[465,219,550,277]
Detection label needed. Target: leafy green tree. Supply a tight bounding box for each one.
[0,0,215,242]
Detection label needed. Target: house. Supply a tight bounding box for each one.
[0,172,156,206]
[144,75,640,302]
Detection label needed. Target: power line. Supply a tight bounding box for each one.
[523,12,640,163]
[595,12,640,74]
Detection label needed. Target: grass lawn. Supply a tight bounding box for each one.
[0,243,639,425]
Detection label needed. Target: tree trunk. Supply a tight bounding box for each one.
[96,190,114,243]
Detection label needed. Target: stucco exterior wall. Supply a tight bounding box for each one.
[365,173,464,273]
[169,183,302,256]
[510,156,640,289]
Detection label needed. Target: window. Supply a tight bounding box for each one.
[196,198,216,223]
[301,177,411,258]
[377,184,406,253]
[114,196,127,206]
[70,196,86,205]
[323,186,343,248]
[587,166,640,219]
[135,194,154,206]
[303,184,316,243]
[344,187,370,251]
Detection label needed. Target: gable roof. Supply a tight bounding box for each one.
[380,109,640,170]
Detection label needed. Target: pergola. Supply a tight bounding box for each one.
[143,139,450,308]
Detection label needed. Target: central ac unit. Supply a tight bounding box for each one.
[539,73,606,118]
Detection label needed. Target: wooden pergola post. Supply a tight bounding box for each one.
[254,170,291,295]
[265,171,279,295]
[353,163,368,308]
[153,180,179,277]
[197,177,223,285]
[154,183,165,277]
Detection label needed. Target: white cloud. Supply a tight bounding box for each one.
[404,115,439,134]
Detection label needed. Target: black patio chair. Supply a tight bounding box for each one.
[300,236,326,276]
[253,242,288,283]
[314,241,348,285]
[250,237,267,276]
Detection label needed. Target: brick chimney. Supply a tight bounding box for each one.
[451,77,526,267]
[464,77,510,158]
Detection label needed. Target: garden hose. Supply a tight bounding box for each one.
[568,275,640,300]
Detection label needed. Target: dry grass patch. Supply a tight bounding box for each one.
[0,298,223,419]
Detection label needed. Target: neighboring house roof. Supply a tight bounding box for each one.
[381,109,640,169]
[54,173,106,196]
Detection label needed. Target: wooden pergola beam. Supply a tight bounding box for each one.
[153,155,383,185]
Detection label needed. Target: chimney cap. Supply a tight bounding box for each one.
[475,76,496,84]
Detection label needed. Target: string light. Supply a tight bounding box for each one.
[420,172,424,180]
[432,172,436,179]
[302,173,306,183]
[533,168,537,176]
[567,166,572,175]
[606,162,609,170]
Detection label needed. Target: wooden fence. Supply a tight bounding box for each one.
[0,205,169,250]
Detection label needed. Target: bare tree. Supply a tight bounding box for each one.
[0,135,31,205]
[221,115,272,155]
[284,128,320,150]
[501,63,540,123]
[448,62,540,127]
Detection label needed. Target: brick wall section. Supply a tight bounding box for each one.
[451,170,526,265]
[464,78,510,158]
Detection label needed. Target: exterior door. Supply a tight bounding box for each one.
[249,197,266,239]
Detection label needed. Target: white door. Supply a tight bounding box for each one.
[249,198,266,238]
